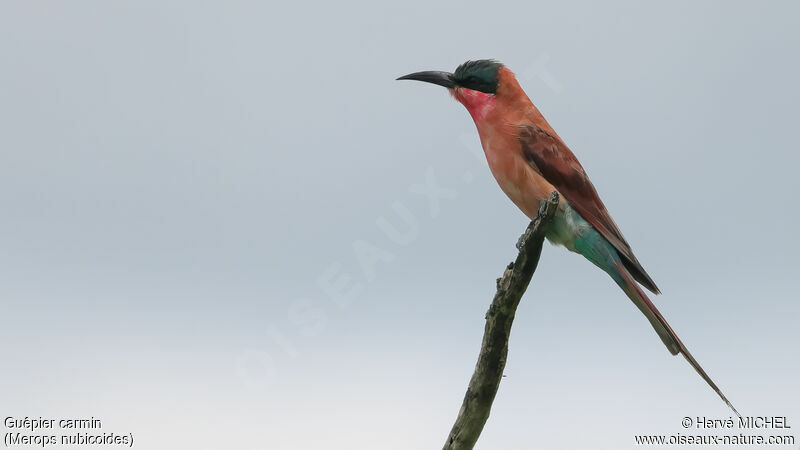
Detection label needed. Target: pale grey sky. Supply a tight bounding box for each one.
[1,1,798,449]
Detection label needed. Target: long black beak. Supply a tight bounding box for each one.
[396,71,455,89]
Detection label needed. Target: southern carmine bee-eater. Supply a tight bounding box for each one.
[398,59,738,415]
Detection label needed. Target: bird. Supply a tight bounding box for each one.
[398,59,738,415]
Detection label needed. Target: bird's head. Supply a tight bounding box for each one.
[398,59,517,121]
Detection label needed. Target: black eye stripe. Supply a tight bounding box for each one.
[458,77,496,94]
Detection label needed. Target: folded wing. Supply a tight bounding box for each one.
[518,124,660,294]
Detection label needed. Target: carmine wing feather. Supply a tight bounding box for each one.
[518,124,661,294]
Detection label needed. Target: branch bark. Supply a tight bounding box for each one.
[443,191,559,450]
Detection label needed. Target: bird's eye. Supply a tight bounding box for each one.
[462,76,482,89]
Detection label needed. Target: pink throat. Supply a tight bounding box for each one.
[453,88,495,123]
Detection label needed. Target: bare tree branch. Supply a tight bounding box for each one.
[443,191,559,450]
